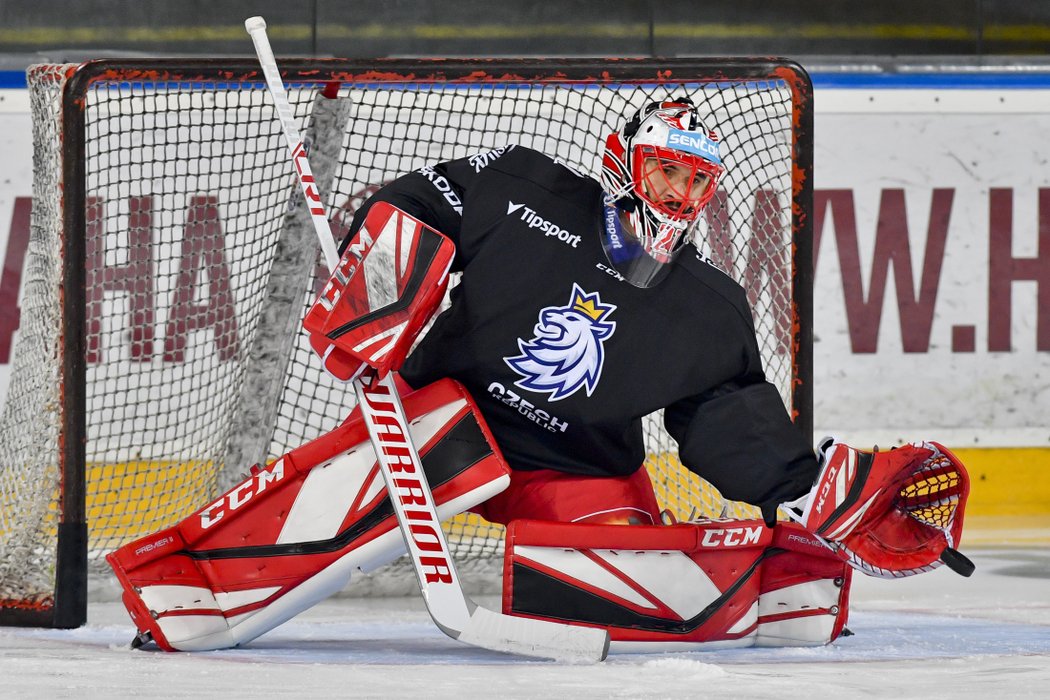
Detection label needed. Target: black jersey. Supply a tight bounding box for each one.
[344,146,816,519]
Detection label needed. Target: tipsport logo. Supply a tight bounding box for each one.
[507,201,582,248]
[505,284,617,401]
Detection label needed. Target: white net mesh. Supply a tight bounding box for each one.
[1,62,805,613]
[0,64,68,611]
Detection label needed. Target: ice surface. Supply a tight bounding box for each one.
[1,548,1047,699]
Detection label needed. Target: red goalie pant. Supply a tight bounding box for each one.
[106,378,510,652]
[472,465,663,526]
[504,519,852,650]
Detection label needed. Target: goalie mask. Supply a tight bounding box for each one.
[600,97,725,288]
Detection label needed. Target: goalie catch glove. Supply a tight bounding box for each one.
[785,439,974,579]
[304,202,455,381]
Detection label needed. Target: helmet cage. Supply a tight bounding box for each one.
[631,144,721,224]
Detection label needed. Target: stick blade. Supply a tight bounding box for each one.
[456,605,609,663]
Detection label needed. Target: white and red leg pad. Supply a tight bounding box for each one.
[106,377,509,651]
[503,519,850,652]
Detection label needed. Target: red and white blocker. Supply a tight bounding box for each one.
[504,519,852,651]
[106,378,510,652]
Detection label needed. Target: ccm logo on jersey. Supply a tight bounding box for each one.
[199,460,287,530]
[596,262,625,282]
[700,525,763,547]
[507,201,582,248]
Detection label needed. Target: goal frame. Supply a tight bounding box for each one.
[5,57,813,629]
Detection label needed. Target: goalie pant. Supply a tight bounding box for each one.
[504,518,851,650]
[106,378,510,652]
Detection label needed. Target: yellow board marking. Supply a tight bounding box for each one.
[75,446,1049,550]
[949,447,1050,517]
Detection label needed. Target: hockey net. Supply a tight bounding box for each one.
[0,59,812,625]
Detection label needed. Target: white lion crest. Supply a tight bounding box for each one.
[505,284,617,401]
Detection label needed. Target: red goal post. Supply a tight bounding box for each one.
[0,58,813,628]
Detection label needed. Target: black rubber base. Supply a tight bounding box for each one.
[941,547,976,577]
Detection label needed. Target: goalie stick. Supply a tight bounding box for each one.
[244,15,609,663]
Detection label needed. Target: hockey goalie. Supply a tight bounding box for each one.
[108,95,973,656]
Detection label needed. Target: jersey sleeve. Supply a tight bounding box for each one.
[663,377,818,524]
[664,378,818,525]
[663,307,818,525]
[340,156,481,270]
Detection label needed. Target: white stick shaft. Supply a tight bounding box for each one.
[246,16,466,616]
[355,374,473,630]
[244,16,340,271]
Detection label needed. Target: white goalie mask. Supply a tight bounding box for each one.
[599,97,725,287]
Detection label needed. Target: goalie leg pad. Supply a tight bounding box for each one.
[756,523,852,647]
[502,519,850,652]
[106,377,510,651]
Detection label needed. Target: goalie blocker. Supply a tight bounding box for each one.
[302,200,455,381]
[106,378,510,651]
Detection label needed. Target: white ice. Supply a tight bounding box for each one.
[1,547,1047,699]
